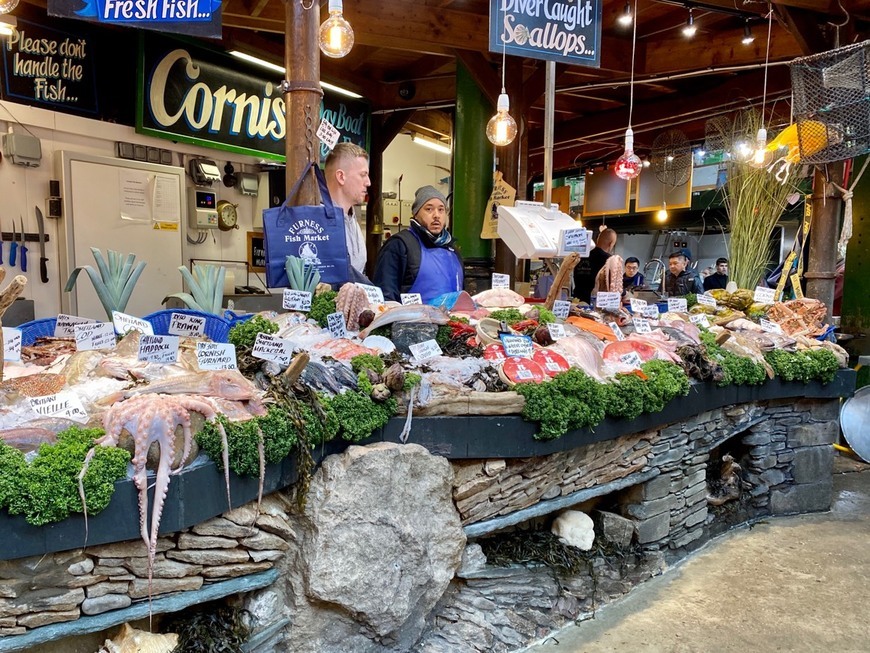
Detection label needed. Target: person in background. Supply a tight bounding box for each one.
[623,256,644,288]
[325,142,371,280]
[373,185,463,303]
[573,228,617,304]
[664,250,704,296]
[703,257,729,291]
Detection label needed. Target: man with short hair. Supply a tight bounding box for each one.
[573,228,617,304]
[623,256,644,288]
[703,257,729,291]
[325,142,370,278]
[664,250,704,296]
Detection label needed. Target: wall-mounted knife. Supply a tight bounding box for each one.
[18,217,28,272]
[9,218,18,267]
[35,206,48,283]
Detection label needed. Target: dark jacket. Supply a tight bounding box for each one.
[573,247,611,303]
[703,272,728,291]
[665,269,704,296]
[373,222,463,302]
[624,273,645,288]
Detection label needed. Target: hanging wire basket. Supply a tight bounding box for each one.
[789,40,870,164]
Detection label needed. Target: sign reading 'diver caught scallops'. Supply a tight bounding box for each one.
[489,0,603,68]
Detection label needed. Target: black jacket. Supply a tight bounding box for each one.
[665,269,704,296]
[372,222,463,301]
[703,272,729,291]
[573,247,611,303]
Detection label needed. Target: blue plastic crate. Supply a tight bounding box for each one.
[16,317,58,346]
[223,310,254,329]
[143,309,231,343]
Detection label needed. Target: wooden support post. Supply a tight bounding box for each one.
[805,164,844,317]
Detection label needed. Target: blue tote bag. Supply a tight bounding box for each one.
[263,162,350,287]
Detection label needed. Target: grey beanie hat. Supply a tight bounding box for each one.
[411,185,447,216]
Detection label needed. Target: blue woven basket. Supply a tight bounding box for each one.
[143,309,231,343]
[16,318,59,346]
[223,310,254,329]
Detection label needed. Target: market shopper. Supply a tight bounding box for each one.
[325,143,371,280]
[372,185,463,303]
[573,228,617,304]
[623,257,645,288]
[664,250,704,296]
[703,257,729,291]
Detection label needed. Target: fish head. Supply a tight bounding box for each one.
[210,370,254,400]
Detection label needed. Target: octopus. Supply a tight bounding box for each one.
[78,393,234,602]
[595,254,624,296]
[335,282,371,331]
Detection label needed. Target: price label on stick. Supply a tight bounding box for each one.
[596,292,621,311]
[2,327,22,361]
[667,298,688,313]
[168,312,206,337]
[697,294,718,309]
[29,392,88,423]
[689,314,711,328]
[283,289,312,312]
[74,322,116,351]
[316,118,340,151]
[642,304,660,319]
[54,314,96,337]
[760,319,783,334]
[620,351,643,368]
[547,323,566,340]
[138,335,179,364]
[552,300,571,319]
[629,298,647,313]
[252,333,294,366]
[608,322,626,341]
[491,273,510,289]
[358,284,385,307]
[500,334,534,358]
[633,317,652,334]
[196,342,238,371]
[112,311,154,336]
[753,286,776,305]
[400,293,422,305]
[409,339,442,362]
[327,312,348,339]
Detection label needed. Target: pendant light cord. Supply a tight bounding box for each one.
[628,0,638,128]
[761,7,773,129]
[500,3,507,94]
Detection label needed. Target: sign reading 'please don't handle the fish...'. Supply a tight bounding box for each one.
[489,0,603,68]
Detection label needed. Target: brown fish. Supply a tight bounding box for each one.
[0,374,67,398]
[124,370,256,401]
[0,427,58,453]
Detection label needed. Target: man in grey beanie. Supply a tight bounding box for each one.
[373,185,464,302]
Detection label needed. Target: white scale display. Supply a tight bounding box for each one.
[188,189,219,229]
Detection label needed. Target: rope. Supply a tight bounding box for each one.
[833,156,870,253]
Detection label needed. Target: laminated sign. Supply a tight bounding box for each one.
[481,171,517,239]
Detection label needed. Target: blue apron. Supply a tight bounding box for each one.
[408,229,464,303]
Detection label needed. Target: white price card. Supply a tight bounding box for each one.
[29,392,88,423]
[633,317,652,334]
[760,318,783,334]
[358,284,385,306]
[316,118,340,151]
[667,298,688,313]
[753,286,776,305]
[409,339,442,362]
[697,294,718,309]
[252,332,294,366]
[608,322,626,341]
[327,312,348,339]
[138,334,179,364]
[2,327,22,362]
[642,304,661,319]
[196,342,238,371]
[74,322,116,351]
[400,293,423,305]
[168,312,206,337]
[620,351,643,368]
[689,314,711,328]
[500,334,534,358]
[283,289,312,312]
[54,314,96,337]
[491,273,511,289]
[547,323,566,340]
[562,228,588,252]
[596,292,621,311]
[629,298,648,313]
[552,300,571,319]
[112,311,154,336]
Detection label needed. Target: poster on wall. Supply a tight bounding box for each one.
[138,35,369,162]
[47,0,222,39]
[488,0,602,68]
[0,18,98,114]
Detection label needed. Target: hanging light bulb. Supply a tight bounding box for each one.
[0,0,18,15]
[656,204,669,222]
[752,127,768,166]
[742,21,755,45]
[618,1,633,26]
[682,9,697,37]
[615,127,642,180]
[486,91,518,146]
[319,0,354,59]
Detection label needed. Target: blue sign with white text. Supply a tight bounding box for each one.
[48,0,222,38]
[489,0,602,68]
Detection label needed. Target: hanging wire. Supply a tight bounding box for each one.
[760,6,773,129]
[499,1,507,94]
[628,0,639,128]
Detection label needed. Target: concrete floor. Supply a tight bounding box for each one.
[523,458,870,653]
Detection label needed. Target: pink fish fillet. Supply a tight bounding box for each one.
[603,340,659,363]
[624,335,682,363]
[548,337,605,381]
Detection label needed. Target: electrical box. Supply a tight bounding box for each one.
[188,158,221,186]
[188,189,219,229]
[383,198,400,226]
[2,132,42,167]
[235,172,259,196]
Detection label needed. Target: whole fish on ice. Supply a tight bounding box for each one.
[358,304,450,338]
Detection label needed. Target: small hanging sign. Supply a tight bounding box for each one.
[316,118,341,151]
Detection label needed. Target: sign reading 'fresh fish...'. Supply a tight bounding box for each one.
[489,0,603,67]
[48,0,223,38]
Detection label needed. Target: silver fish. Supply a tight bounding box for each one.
[124,370,257,400]
[359,304,450,338]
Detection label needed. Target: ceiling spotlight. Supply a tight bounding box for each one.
[0,0,18,16]
[618,1,633,26]
[682,9,696,37]
[742,22,755,45]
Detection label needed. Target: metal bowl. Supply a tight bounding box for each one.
[840,385,870,462]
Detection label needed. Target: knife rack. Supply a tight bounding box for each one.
[0,232,49,243]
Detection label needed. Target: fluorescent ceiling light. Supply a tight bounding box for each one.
[0,15,17,36]
[411,134,451,155]
[229,50,363,99]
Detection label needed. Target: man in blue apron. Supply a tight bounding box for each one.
[373,185,464,303]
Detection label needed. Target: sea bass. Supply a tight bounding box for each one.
[358,304,450,338]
